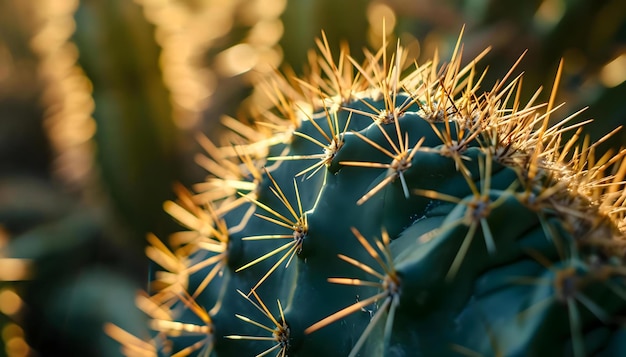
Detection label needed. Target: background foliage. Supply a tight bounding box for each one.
[0,0,625,356]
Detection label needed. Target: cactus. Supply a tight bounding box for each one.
[108,30,626,356]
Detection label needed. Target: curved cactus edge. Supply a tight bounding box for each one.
[105,31,626,356]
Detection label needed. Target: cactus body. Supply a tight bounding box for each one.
[109,35,626,357]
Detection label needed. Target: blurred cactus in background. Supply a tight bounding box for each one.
[0,0,625,356]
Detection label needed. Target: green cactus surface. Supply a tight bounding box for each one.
[108,34,626,357]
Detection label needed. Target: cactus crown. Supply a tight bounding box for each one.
[107,30,626,357]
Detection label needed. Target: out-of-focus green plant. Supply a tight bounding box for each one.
[1,0,287,355]
[1,0,168,354]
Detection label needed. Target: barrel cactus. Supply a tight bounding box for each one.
[107,32,626,356]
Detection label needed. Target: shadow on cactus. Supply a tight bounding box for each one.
[107,30,626,356]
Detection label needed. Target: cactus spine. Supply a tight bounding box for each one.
[108,32,626,356]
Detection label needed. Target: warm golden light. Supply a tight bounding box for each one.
[367,2,397,48]
[3,324,30,357]
[137,0,285,129]
[5,336,30,357]
[0,289,23,316]
[600,53,626,88]
[139,0,228,129]
[367,2,397,35]
[0,259,32,281]
[2,323,24,342]
[0,226,32,282]
[254,0,287,19]
[30,0,97,189]
[247,20,284,47]
[216,44,259,77]
[534,0,565,29]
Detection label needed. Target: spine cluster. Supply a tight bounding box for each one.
[108,32,626,357]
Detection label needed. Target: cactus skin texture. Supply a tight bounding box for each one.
[107,33,626,357]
